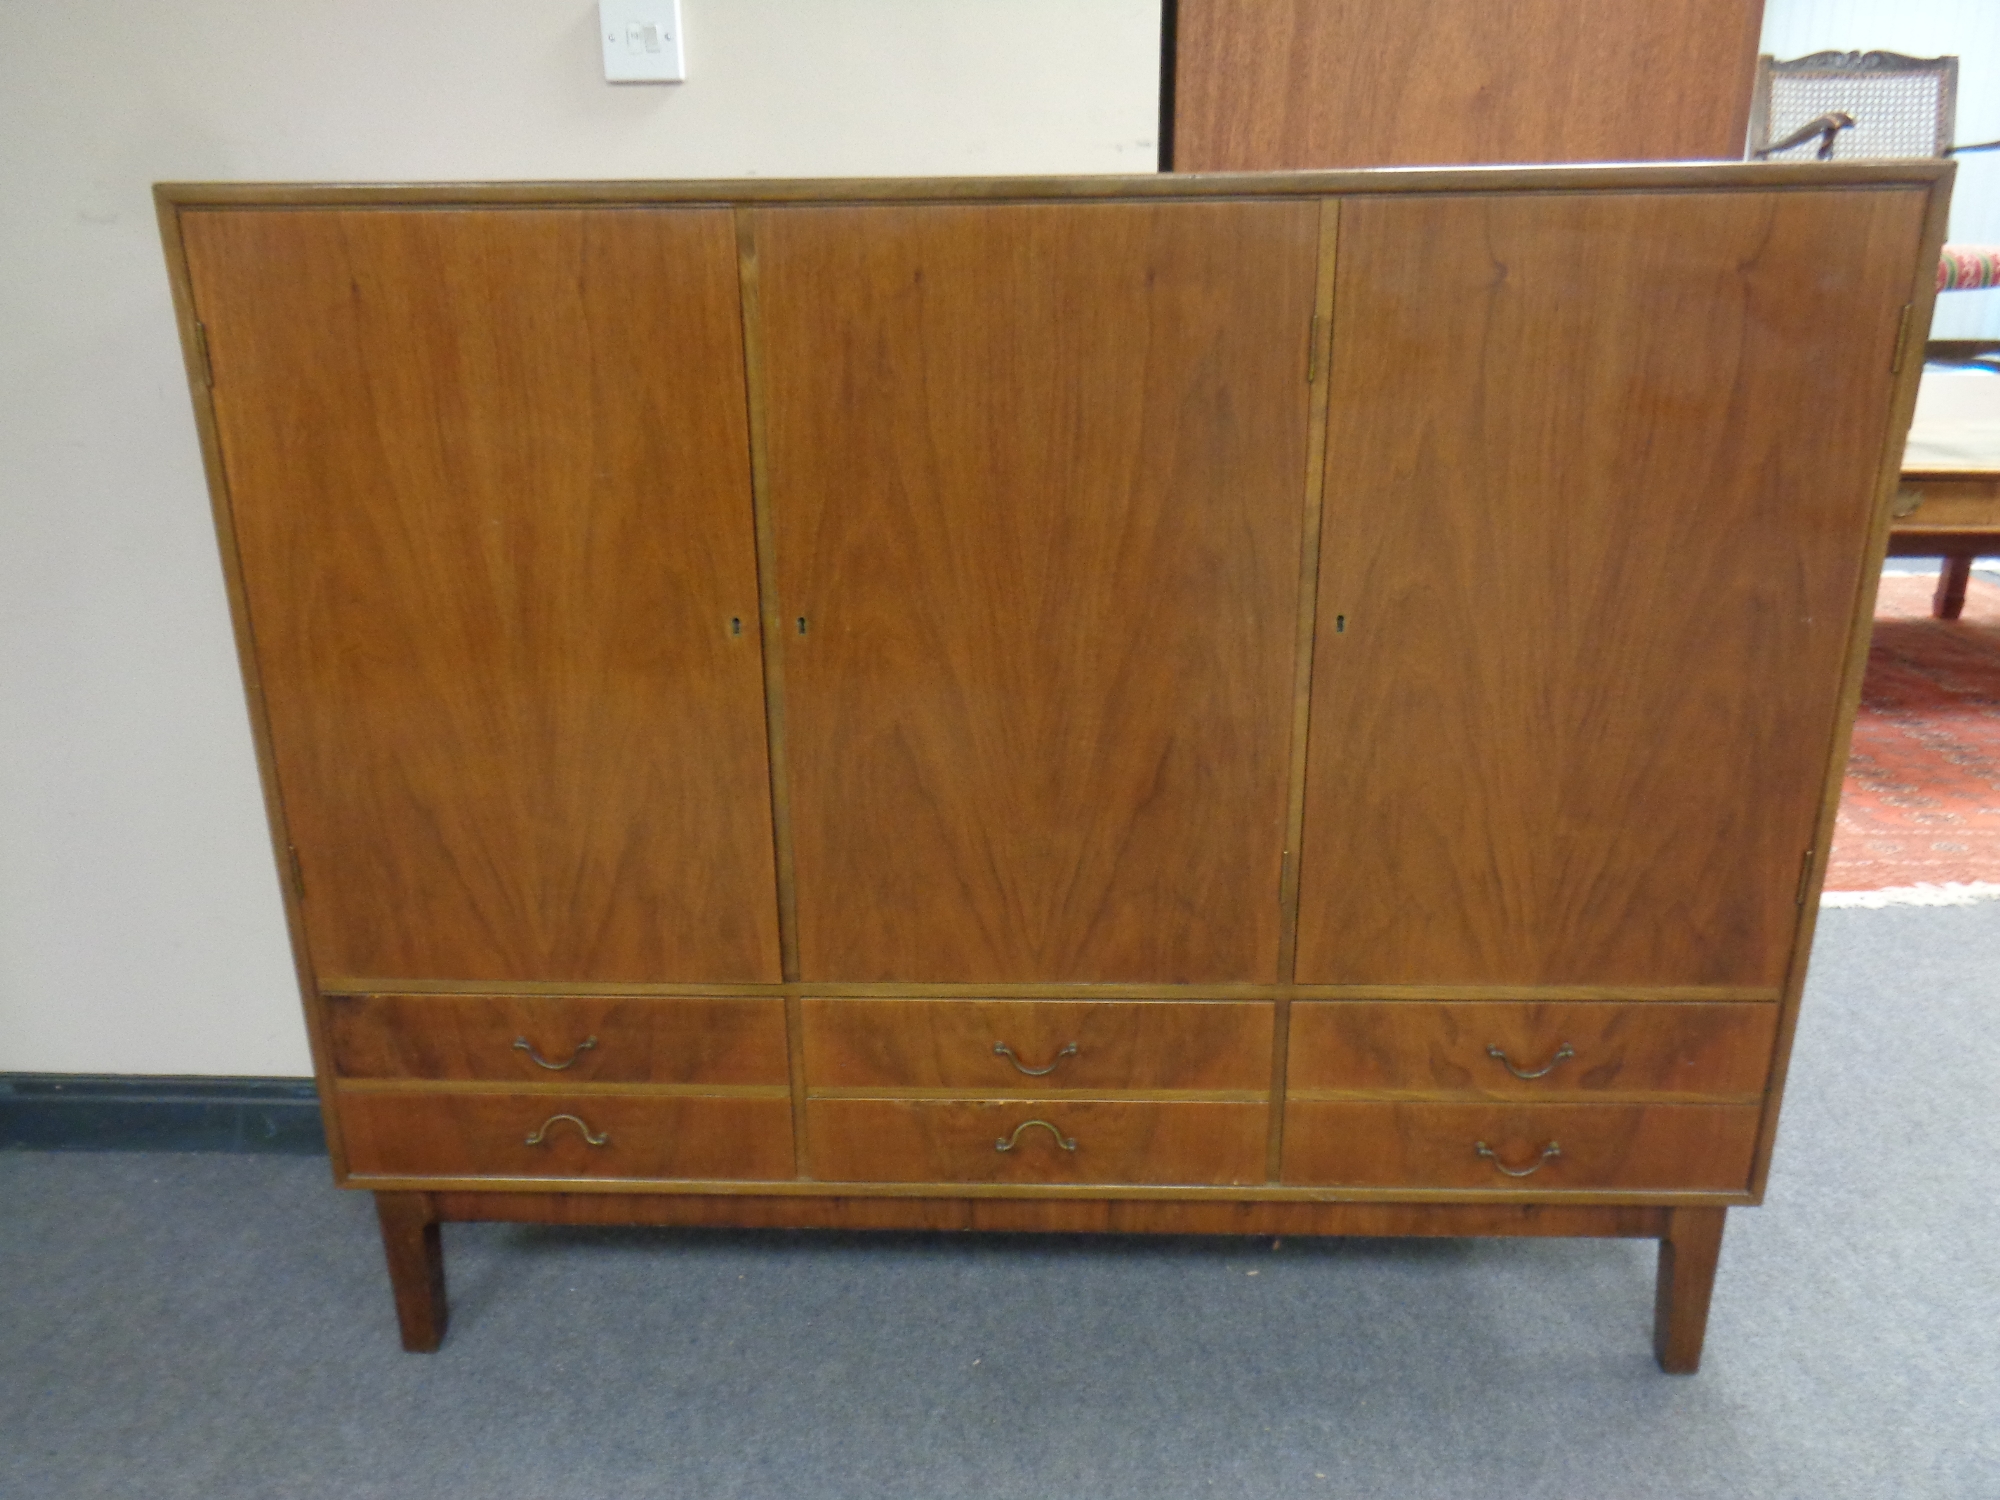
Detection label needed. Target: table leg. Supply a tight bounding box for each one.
[1653,1205,1726,1373]
[1934,555,1973,620]
[375,1191,448,1352]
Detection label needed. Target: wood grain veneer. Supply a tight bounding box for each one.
[807,1099,1269,1185]
[1282,1102,1761,1191]
[1296,188,1928,986]
[326,994,789,1084]
[755,201,1317,984]
[1172,0,1766,171]
[801,998,1273,1092]
[340,1091,795,1180]
[182,207,782,984]
[1286,1002,1778,1100]
[432,1191,1678,1237]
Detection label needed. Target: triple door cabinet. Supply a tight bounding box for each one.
[157,161,1950,1370]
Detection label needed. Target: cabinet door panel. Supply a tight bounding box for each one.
[1297,189,1927,985]
[186,208,780,983]
[757,202,1316,982]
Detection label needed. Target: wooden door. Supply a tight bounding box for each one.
[1295,188,1928,987]
[185,208,781,984]
[1172,0,1765,170]
[754,201,1318,983]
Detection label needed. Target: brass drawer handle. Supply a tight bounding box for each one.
[524,1113,610,1147]
[513,1035,599,1071]
[1486,1042,1574,1080]
[993,1041,1078,1076]
[1475,1140,1561,1178]
[995,1119,1078,1153]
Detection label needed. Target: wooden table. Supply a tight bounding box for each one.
[1892,473,2000,618]
[1893,368,2000,618]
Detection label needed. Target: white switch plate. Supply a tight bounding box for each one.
[600,0,685,83]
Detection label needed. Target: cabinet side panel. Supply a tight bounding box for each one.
[1172,0,1764,170]
[1297,188,1928,986]
[759,201,1316,983]
[183,208,781,983]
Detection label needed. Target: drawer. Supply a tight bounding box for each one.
[1893,475,2000,530]
[338,1091,795,1180]
[801,998,1272,1091]
[807,1099,1268,1185]
[1282,1102,1759,1191]
[1286,1002,1775,1100]
[325,994,790,1085]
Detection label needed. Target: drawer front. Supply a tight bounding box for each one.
[325,994,790,1085]
[1287,1002,1776,1099]
[802,998,1273,1091]
[807,1099,1268,1185]
[338,1091,795,1180]
[1894,476,2000,530]
[1282,1102,1759,1191]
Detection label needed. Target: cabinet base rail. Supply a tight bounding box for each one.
[372,1189,1726,1372]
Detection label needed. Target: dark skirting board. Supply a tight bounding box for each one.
[0,1074,326,1154]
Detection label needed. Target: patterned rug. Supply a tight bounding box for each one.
[1823,571,2000,905]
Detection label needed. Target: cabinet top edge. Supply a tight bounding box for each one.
[153,160,1952,210]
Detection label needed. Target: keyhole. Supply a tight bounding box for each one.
[728,617,743,637]
[1335,614,1346,633]
[797,617,808,635]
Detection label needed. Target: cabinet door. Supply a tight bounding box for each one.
[755,202,1317,982]
[1296,189,1927,986]
[185,208,781,983]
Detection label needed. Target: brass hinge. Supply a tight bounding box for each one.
[288,843,306,901]
[1795,847,1816,907]
[193,320,214,387]
[1890,305,1911,374]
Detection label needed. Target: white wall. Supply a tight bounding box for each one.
[1763,0,2000,337]
[0,0,1159,1077]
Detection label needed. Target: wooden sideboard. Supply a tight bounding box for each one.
[156,161,1949,1371]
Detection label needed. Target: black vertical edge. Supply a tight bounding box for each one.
[1158,0,1179,173]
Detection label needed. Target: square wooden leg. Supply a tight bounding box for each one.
[1934,555,1973,620]
[1653,1205,1726,1373]
[374,1191,448,1352]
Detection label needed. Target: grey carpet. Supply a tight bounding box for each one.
[2,904,1996,1499]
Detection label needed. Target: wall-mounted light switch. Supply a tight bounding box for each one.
[600,0,685,83]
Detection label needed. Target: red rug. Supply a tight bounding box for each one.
[1824,572,2000,903]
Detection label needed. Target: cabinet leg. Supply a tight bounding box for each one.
[374,1191,448,1352]
[1653,1206,1726,1373]
[1934,555,1972,620]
